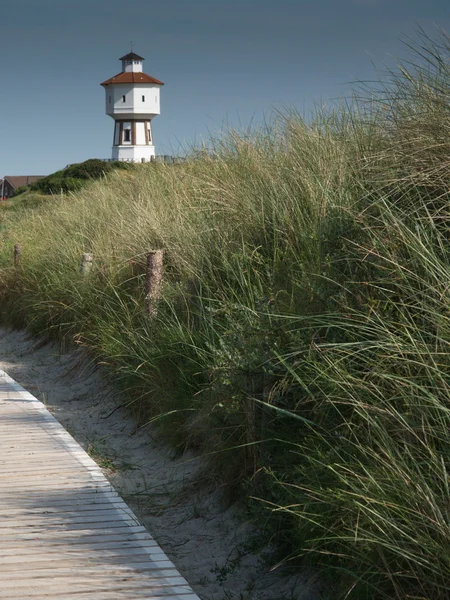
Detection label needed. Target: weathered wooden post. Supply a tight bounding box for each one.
[145,250,164,317]
[80,253,93,276]
[14,244,21,268]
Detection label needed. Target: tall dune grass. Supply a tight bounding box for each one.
[1,29,450,599]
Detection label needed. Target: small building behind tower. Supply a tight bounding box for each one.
[101,52,164,163]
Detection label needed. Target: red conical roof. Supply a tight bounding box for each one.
[101,72,164,86]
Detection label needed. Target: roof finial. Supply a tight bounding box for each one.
[130,41,133,53]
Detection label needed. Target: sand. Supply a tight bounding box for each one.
[0,327,319,600]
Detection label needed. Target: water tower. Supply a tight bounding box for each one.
[101,52,164,162]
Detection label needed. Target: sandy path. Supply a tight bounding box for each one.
[0,328,317,600]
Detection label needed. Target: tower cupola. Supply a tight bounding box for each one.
[120,52,144,73]
[101,51,164,163]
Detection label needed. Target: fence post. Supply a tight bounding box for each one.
[145,249,164,317]
[14,244,21,268]
[80,253,93,276]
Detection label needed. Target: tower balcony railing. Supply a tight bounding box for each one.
[100,155,186,164]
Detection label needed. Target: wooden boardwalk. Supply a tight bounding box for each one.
[0,369,200,599]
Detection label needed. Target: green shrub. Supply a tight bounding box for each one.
[31,159,132,195]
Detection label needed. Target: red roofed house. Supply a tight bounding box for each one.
[1,176,45,199]
[101,52,164,163]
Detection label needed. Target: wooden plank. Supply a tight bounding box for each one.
[0,529,152,544]
[0,538,158,551]
[0,503,133,516]
[0,369,200,599]
[0,518,144,531]
[0,464,109,476]
[0,578,189,592]
[0,565,181,579]
[0,547,170,562]
[1,592,199,600]
[0,576,189,590]
[0,558,177,572]
[0,494,122,507]
[0,480,114,491]
[0,585,194,597]
[0,568,182,581]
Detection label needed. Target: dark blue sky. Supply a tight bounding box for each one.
[1,0,449,175]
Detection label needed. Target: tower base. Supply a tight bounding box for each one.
[112,145,156,163]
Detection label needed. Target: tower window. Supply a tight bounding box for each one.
[134,61,140,65]
[142,95,145,102]
[122,95,126,102]
[124,130,131,142]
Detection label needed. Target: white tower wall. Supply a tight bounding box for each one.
[105,84,160,119]
[132,85,160,116]
[112,145,156,162]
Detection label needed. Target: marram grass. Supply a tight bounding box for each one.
[2,29,450,600]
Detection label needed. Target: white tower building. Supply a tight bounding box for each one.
[101,52,164,162]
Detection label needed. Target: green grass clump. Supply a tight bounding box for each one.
[1,28,450,599]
